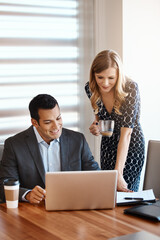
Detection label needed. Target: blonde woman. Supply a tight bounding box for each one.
[85,49,145,192]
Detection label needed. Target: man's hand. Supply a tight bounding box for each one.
[25,186,46,204]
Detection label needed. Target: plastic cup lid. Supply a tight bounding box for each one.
[3,178,19,186]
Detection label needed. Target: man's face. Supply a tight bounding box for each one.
[32,105,63,144]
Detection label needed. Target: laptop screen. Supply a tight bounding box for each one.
[45,170,117,211]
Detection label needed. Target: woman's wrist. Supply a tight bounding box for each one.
[114,166,123,175]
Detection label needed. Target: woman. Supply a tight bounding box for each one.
[85,49,145,191]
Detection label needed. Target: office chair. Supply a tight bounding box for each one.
[0,144,4,161]
[143,140,160,198]
[0,144,4,202]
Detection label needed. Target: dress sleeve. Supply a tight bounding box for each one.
[121,81,140,128]
[85,81,92,99]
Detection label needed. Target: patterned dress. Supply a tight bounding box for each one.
[85,80,145,191]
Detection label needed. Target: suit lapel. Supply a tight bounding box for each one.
[25,126,45,184]
[60,128,69,171]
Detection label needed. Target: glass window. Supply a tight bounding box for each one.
[0,0,94,143]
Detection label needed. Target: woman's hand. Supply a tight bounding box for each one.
[89,120,100,136]
[117,172,131,192]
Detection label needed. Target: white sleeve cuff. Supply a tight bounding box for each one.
[22,190,31,202]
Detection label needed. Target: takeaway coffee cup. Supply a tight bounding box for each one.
[3,178,19,208]
[99,120,115,137]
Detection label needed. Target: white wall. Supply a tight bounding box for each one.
[123,0,160,144]
[94,0,123,56]
[123,0,160,188]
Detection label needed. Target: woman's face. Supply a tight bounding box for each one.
[94,67,118,94]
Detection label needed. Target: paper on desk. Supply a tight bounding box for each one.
[116,189,155,205]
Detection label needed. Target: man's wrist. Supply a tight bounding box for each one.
[22,190,31,202]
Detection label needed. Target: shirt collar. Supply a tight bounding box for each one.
[33,126,59,144]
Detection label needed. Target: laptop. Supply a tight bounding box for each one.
[124,200,160,221]
[45,170,117,211]
[143,140,160,198]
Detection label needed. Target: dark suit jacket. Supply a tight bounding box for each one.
[0,126,100,202]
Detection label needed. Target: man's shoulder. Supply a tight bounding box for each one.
[62,128,84,139]
[5,126,34,143]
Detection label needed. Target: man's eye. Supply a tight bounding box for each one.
[45,122,51,124]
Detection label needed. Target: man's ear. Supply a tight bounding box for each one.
[31,118,39,128]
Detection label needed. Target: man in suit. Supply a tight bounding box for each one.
[0,94,100,204]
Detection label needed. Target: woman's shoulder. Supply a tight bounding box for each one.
[85,81,89,90]
[85,81,92,98]
[125,77,139,92]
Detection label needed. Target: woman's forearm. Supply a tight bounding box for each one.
[115,127,132,173]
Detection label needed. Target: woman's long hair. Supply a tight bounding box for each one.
[89,49,128,115]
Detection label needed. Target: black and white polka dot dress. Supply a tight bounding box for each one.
[85,80,145,191]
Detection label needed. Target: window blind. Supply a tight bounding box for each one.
[0,0,82,143]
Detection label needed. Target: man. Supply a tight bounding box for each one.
[0,94,100,204]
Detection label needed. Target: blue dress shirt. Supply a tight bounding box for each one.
[33,126,61,172]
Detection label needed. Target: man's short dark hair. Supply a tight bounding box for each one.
[29,94,59,122]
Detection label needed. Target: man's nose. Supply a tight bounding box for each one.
[51,121,58,129]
